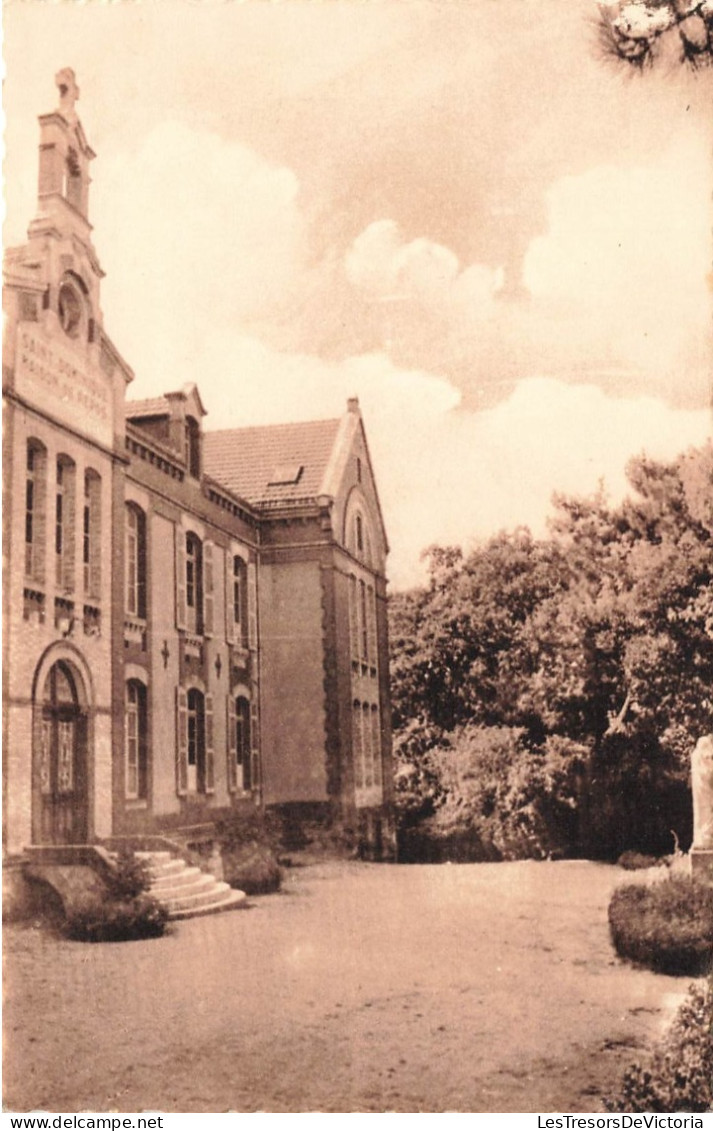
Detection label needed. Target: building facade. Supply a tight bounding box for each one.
[3,72,394,861]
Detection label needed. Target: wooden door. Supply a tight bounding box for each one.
[36,662,88,844]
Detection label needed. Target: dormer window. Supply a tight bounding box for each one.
[185,417,200,478]
[268,463,303,487]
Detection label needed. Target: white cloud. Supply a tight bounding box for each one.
[523,131,712,388]
[346,219,498,311]
[93,121,306,376]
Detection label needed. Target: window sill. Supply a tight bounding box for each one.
[124,615,147,649]
[125,798,148,810]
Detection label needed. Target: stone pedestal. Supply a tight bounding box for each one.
[690,848,713,886]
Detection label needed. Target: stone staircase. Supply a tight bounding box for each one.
[135,851,247,921]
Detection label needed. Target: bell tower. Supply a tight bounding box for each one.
[26,68,104,323]
[32,69,93,225]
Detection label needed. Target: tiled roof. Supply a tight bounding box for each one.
[203,418,341,505]
[126,396,170,419]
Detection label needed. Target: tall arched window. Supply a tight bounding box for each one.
[187,688,205,792]
[176,686,214,795]
[125,680,148,801]
[125,504,147,618]
[55,456,76,592]
[234,696,251,791]
[185,533,203,633]
[25,440,47,583]
[83,470,101,599]
[233,556,248,645]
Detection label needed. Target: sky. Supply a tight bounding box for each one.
[4,0,712,588]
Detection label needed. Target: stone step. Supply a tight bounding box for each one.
[168,888,247,921]
[145,858,186,878]
[149,865,203,891]
[149,874,217,902]
[158,880,233,913]
[111,849,246,922]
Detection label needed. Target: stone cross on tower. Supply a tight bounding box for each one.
[55,68,80,122]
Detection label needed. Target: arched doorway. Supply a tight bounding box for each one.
[33,660,89,844]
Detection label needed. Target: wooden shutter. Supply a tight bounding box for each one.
[249,695,259,791]
[247,562,258,650]
[175,687,188,796]
[175,527,186,630]
[226,696,237,792]
[204,692,215,793]
[203,541,214,637]
[225,553,236,644]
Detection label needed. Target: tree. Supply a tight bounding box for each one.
[597,0,713,69]
[389,443,713,858]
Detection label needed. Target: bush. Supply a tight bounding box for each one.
[608,876,713,976]
[64,892,168,943]
[617,850,661,871]
[105,848,151,901]
[215,811,282,893]
[605,982,713,1112]
[399,726,587,863]
[221,841,282,895]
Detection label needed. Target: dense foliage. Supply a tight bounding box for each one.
[597,1,713,70]
[216,810,283,894]
[608,876,713,975]
[64,893,168,943]
[62,851,168,942]
[605,981,713,1112]
[390,444,713,860]
[105,848,152,901]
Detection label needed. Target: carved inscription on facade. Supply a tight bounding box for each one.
[16,326,112,442]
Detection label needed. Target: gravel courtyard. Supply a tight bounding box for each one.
[3,859,692,1113]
